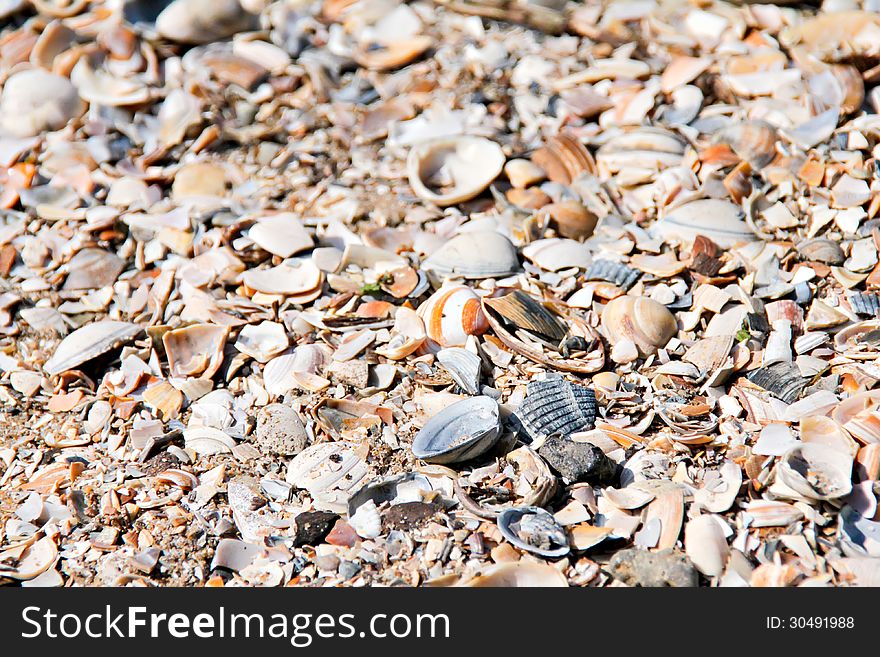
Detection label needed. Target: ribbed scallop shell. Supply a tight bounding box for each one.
[517,376,597,442]
[849,292,880,317]
[437,347,481,395]
[418,284,489,347]
[747,362,807,403]
[423,230,519,279]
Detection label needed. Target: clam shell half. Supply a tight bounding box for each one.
[411,395,500,464]
[407,136,505,206]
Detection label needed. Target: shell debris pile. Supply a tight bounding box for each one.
[4,0,880,588]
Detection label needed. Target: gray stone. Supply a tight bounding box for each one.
[608,548,698,587]
[537,436,616,483]
[255,403,308,456]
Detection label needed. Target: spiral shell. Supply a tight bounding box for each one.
[418,284,489,347]
[600,295,677,356]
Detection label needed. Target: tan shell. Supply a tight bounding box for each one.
[143,381,184,420]
[531,132,596,184]
[44,320,142,377]
[423,230,519,279]
[539,201,598,240]
[376,307,426,359]
[0,536,57,581]
[354,36,434,71]
[163,324,229,379]
[713,120,778,169]
[655,199,756,248]
[156,0,257,45]
[601,295,677,356]
[685,514,730,577]
[407,136,505,206]
[235,321,289,363]
[455,562,568,587]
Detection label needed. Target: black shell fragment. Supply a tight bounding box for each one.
[517,376,597,442]
[747,362,808,404]
[584,259,640,290]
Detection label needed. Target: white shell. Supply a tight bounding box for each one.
[437,347,481,395]
[407,136,505,206]
[423,231,519,279]
[184,426,236,455]
[655,199,757,248]
[412,395,500,464]
[248,213,313,258]
[522,238,591,271]
[286,442,370,513]
[235,321,289,363]
[685,514,730,577]
[242,260,322,295]
[0,69,84,138]
[777,443,853,501]
[44,321,141,376]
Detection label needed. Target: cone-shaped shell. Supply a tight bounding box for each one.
[418,284,489,347]
[407,136,505,206]
[601,295,677,356]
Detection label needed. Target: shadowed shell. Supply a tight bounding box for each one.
[43,321,142,377]
[496,506,570,558]
[411,395,500,464]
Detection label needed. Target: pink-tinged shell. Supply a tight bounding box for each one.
[832,391,880,445]
[418,285,489,347]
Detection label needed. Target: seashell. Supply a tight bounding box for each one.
[530,132,596,184]
[43,320,141,376]
[601,295,677,356]
[0,536,57,581]
[247,213,313,258]
[31,0,88,17]
[154,469,199,490]
[833,320,880,359]
[713,120,778,169]
[349,499,382,539]
[504,158,546,189]
[156,88,202,149]
[795,237,846,265]
[156,0,258,44]
[353,36,434,71]
[661,55,711,94]
[62,248,125,290]
[831,64,865,114]
[794,331,829,354]
[629,252,687,278]
[685,515,729,578]
[800,416,858,459]
[569,524,613,551]
[183,426,236,455]
[838,505,880,559]
[832,391,880,445]
[777,443,853,501]
[0,69,84,138]
[856,444,880,481]
[143,382,183,420]
[554,59,650,88]
[805,298,849,331]
[411,396,500,464]
[539,201,598,240]
[163,324,228,379]
[655,199,756,248]
[693,460,742,513]
[484,289,567,341]
[376,307,426,360]
[595,127,685,174]
[347,473,439,517]
[742,500,804,528]
[242,260,323,296]
[496,506,570,558]
[642,487,684,550]
[849,292,880,318]
[235,321,289,363]
[437,347,481,395]
[747,362,807,403]
[286,442,369,513]
[418,284,489,347]
[521,238,590,270]
[422,230,519,279]
[505,445,558,508]
[763,319,792,366]
[69,60,150,107]
[664,84,703,125]
[603,487,655,510]
[456,562,568,587]
[407,137,505,206]
[584,260,640,291]
[517,376,597,442]
[723,160,752,205]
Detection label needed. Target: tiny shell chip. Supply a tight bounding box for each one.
[286,442,370,513]
[517,376,597,442]
[43,320,142,377]
[411,396,500,464]
[496,506,570,558]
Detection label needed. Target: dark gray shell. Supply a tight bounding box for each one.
[411,396,500,464]
[747,362,807,403]
[517,376,597,442]
[584,259,640,290]
[850,292,880,317]
[497,506,570,558]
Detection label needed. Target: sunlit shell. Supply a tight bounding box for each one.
[247,213,313,258]
[286,441,369,513]
[242,260,323,295]
[376,307,426,359]
[655,199,756,248]
[156,0,257,44]
[456,562,568,587]
[596,127,685,174]
[354,36,434,71]
[418,284,489,347]
[70,59,150,107]
[437,347,481,395]
[685,514,729,577]
[832,391,880,445]
[497,506,570,558]
[411,395,500,464]
[777,443,853,501]
[62,248,125,290]
[423,230,519,279]
[0,536,57,581]
[517,376,597,442]
[521,238,590,271]
[163,324,228,379]
[43,321,141,377]
[183,426,236,455]
[693,460,742,513]
[800,416,858,459]
[407,136,504,206]
[0,68,84,138]
[831,64,865,114]
[484,289,567,341]
[713,120,778,169]
[601,295,677,356]
[540,201,599,240]
[235,321,289,363]
[531,132,597,184]
[742,500,804,528]
[797,238,845,265]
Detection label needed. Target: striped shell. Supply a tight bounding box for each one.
[517,376,597,442]
[418,284,489,347]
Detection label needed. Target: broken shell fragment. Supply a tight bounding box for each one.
[407,137,505,206]
[411,396,500,464]
[777,443,853,502]
[43,321,142,377]
[163,324,228,379]
[235,321,289,363]
[457,562,568,587]
[497,506,570,558]
[685,515,729,578]
[656,199,756,249]
[437,347,481,395]
[601,295,677,356]
[517,376,597,442]
[286,442,369,513]
[354,36,434,71]
[0,536,57,581]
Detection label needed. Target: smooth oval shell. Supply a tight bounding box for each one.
[496,506,570,558]
[713,120,778,169]
[601,295,677,356]
[0,69,84,138]
[156,0,257,44]
[517,376,597,442]
[685,514,729,577]
[423,230,519,279]
[418,284,489,347]
[540,201,599,240]
[655,199,756,248]
[44,321,141,376]
[411,396,500,464]
[531,132,597,184]
[407,136,505,206]
[777,443,853,501]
